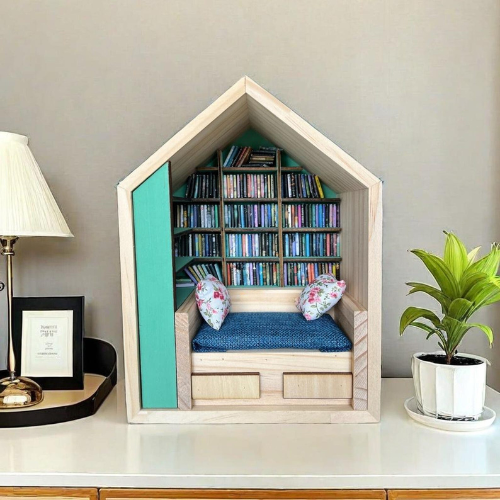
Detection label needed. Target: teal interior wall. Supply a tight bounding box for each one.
[133,163,177,409]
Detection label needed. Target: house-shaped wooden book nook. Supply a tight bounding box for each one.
[118,77,382,424]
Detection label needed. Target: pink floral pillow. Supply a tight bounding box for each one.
[296,274,346,321]
[195,275,231,330]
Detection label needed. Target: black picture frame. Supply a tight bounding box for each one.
[12,296,84,390]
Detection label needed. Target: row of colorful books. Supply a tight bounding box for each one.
[174,204,219,228]
[223,174,276,199]
[283,262,340,286]
[174,234,221,257]
[184,263,223,284]
[282,173,324,199]
[174,202,339,229]
[282,203,339,228]
[226,262,280,287]
[225,233,279,258]
[185,173,219,199]
[223,146,278,168]
[283,233,340,257]
[224,203,278,228]
[181,261,340,287]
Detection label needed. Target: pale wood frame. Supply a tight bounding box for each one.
[117,77,382,424]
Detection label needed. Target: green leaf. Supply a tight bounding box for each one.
[467,322,494,345]
[410,321,436,333]
[448,298,474,321]
[441,315,468,354]
[411,249,460,298]
[465,277,500,308]
[406,282,451,313]
[459,271,490,297]
[412,321,448,350]
[485,277,500,305]
[400,307,441,335]
[443,232,468,281]
[467,246,481,266]
[463,243,500,279]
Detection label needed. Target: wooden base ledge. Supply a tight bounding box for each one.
[133,407,377,424]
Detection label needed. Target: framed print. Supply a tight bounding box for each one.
[12,297,84,390]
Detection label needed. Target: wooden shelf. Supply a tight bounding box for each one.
[175,256,222,273]
[173,228,192,237]
[195,166,219,172]
[180,227,221,232]
[223,198,278,203]
[192,257,222,261]
[173,197,220,203]
[282,198,341,203]
[226,257,279,262]
[283,257,342,262]
[173,227,222,238]
[225,227,278,233]
[222,167,277,173]
[282,227,341,233]
[281,166,304,172]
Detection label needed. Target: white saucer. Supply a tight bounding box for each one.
[404,397,496,432]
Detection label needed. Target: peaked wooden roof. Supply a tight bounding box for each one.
[119,76,379,194]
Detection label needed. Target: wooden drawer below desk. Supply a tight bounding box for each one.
[191,373,260,400]
[283,373,353,399]
[100,489,386,500]
[389,490,500,500]
[0,489,97,500]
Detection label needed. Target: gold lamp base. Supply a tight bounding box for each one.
[0,375,43,409]
[0,236,43,410]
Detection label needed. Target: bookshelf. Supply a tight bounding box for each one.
[172,145,342,296]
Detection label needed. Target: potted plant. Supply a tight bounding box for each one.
[400,232,500,420]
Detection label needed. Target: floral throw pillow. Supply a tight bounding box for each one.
[295,274,346,321]
[195,275,231,330]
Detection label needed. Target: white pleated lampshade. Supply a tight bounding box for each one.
[0,132,73,237]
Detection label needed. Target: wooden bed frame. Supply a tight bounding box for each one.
[166,288,370,424]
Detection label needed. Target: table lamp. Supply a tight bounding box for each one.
[0,132,73,408]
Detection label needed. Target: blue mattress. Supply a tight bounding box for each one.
[192,312,352,353]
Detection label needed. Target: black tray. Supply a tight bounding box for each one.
[0,337,117,428]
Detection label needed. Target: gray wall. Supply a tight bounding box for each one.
[1,0,500,386]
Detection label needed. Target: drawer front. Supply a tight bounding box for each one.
[0,488,97,500]
[191,373,260,400]
[389,490,500,500]
[283,373,353,399]
[100,489,386,500]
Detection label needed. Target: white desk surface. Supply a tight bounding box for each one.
[0,378,499,490]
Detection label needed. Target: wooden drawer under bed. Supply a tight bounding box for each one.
[191,351,352,406]
[283,373,353,399]
[191,371,353,402]
[191,373,260,400]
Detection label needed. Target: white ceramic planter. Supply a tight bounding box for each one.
[412,351,488,420]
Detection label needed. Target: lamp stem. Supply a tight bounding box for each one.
[0,237,18,380]
[0,236,43,408]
